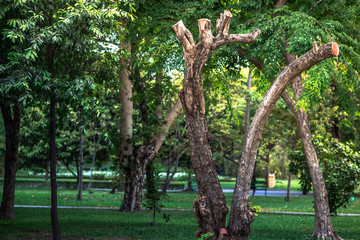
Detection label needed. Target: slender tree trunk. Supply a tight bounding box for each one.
[284,50,341,239]
[77,127,84,200]
[48,8,61,236]
[228,42,339,239]
[50,94,61,240]
[244,67,252,145]
[88,134,98,192]
[0,102,21,220]
[286,172,291,201]
[238,40,342,238]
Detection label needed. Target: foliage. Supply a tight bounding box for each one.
[144,162,170,223]
[290,136,360,214]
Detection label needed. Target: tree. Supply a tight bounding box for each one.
[173,10,339,239]
[173,10,261,238]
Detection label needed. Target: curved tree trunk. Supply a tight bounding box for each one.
[284,50,342,239]
[173,11,261,238]
[0,102,21,220]
[228,42,339,240]
[238,41,342,238]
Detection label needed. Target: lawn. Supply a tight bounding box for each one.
[0,208,359,240]
[2,188,359,215]
[1,188,360,239]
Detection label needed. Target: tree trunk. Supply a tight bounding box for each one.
[173,11,261,238]
[48,9,61,236]
[120,148,148,212]
[50,94,61,240]
[243,67,252,145]
[228,42,339,239]
[88,133,98,191]
[238,40,342,238]
[0,102,21,220]
[77,127,84,200]
[284,50,342,239]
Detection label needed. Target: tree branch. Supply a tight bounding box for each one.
[214,29,261,49]
[152,99,183,153]
[172,20,196,54]
[216,10,232,37]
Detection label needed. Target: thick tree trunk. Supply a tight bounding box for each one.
[173,11,261,238]
[0,102,21,220]
[77,127,84,200]
[120,148,148,212]
[228,42,339,239]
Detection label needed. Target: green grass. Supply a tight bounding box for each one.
[0,208,359,240]
[5,188,360,214]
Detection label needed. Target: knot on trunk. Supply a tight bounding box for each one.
[193,195,215,238]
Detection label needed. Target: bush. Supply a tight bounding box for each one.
[290,136,360,214]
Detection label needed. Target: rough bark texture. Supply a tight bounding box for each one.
[284,51,342,239]
[172,11,261,238]
[239,42,342,238]
[228,42,339,240]
[0,102,21,220]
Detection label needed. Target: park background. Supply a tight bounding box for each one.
[1,0,360,239]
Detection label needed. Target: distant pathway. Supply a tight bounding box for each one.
[14,205,360,216]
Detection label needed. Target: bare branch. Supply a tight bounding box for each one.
[172,20,195,54]
[214,29,261,49]
[216,10,232,37]
[152,99,183,153]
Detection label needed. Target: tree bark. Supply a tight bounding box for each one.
[238,43,342,238]
[228,42,339,239]
[0,102,21,220]
[77,127,84,200]
[243,67,252,146]
[173,11,261,238]
[284,48,342,239]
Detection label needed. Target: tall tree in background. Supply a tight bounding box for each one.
[0,1,134,238]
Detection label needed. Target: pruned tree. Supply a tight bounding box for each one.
[172,10,260,238]
[173,10,339,240]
